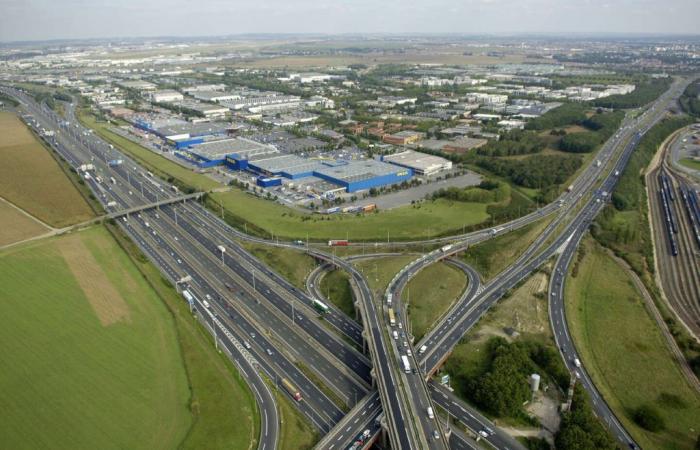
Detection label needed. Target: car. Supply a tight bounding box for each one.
[479,430,489,438]
[250,332,256,338]
[177,259,182,264]
[243,341,251,349]
[266,349,273,356]
[433,430,440,440]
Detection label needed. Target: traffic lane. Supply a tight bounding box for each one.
[144,210,368,404]
[182,204,366,346]
[166,209,372,389]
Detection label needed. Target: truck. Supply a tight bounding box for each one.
[401,355,411,374]
[110,177,116,184]
[106,201,117,208]
[388,308,396,326]
[490,227,503,236]
[595,160,602,167]
[292,240,304,246]
[440,244,453,253]
[79,163,95,172]
[182,290,194,304]
[386,293,392,306]
[328,239,349,246]
[281,378,302,401]
[419,345,428,355]
[362,203,377,212]
[566,184,574,192]
[312,298,329,314]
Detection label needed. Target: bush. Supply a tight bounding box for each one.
[555,385,618,450]
[632,404,666,432]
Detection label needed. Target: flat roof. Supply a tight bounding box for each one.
[157,122,230,138]
[189,137,277,160]
[251,155,325,175]
[382,149,451,171]
[315,160,401,183]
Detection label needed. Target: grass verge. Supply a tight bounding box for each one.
[565,237,700,450]
[402,262,467,341]
[319,269,355,319]
[239,241,318,290]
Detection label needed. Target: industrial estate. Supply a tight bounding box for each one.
[1,26,700,450]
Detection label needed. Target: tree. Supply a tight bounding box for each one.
[632,404,665,432]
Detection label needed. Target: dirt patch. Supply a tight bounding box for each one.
[57,234,130,326]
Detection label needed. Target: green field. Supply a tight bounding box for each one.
[0,111,94,227]
[78,112,220,191]
[354,255,417,295]
[319,269,355,319]
[240,241,318,290]
[0,226,191,449]
[402,262,467,341]
[565,238,700,450]
[0,225,259,449]
[461,216,552,280]
[679,158,700,171]
[212,189,490,241]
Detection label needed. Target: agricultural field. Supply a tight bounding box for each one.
[211,189,489,242]
[0,199,49,247]
[0,225,259,450]
[565,238,700,450]
[0,226,191,449]
[402,262,467,341]
[0,111,94,227]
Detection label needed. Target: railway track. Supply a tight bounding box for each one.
[647,131,700,340]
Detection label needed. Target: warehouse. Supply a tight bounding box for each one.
[183,137,277,168]
[150,90,184,103]
[249,155,325,179]
[314,160,413,193]
[381,149,452,176]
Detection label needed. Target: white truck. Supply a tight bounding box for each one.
[440,244,453,253]
[401,355,411,374]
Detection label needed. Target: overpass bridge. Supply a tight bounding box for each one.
[107,192,204,219]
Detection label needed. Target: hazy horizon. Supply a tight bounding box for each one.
[1,0,699,43]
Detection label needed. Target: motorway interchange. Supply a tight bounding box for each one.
[1,77,692,450]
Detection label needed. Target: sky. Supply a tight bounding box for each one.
[1,0,699,42]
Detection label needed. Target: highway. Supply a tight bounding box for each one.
[5,76,691,450]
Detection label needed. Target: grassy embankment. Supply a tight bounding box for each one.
[354,255,417,295]
[319,269,355,319]
[461,216,553,280]
[566,238,700,450]
[239,242,318,290]
[0,225,257,449]
[0,111,94,227]
[402,262,467,341]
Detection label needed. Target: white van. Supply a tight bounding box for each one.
[419,345,428,355]
[393,331,398,340]
[427,407,434,419]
